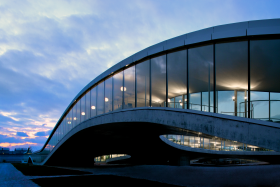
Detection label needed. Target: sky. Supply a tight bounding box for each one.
[1,0,280,152]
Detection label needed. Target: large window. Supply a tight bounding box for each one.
[97,82,105,115]
[188,45,213,112]
[151,55,166,107]
[216,41,248,117]
[124,66,135,109]
[91,87,97,117]
[85,91,90,120]
[80,95,86,122]
[136,60,150,107]
[167,50,187,109]
[250,39,280,121]
[113,71,123,110]
[105,77,113,113]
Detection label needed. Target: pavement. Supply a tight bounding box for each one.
[61,164,280,187]
[0,163,39,187]
[2,162,280,187]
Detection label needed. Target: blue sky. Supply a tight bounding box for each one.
[1,0,280,151]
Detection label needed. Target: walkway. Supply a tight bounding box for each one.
[0,163,39,187]
[64,164,280,187]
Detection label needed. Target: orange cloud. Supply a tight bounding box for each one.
[0,142,37,147]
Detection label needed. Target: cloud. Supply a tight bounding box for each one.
[16,132,29,137]
[35,130,52,136]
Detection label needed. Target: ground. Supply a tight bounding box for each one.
[1,163,280,187]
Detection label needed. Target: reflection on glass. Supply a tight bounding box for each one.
[85,91,90,120]
[113,71,123,110]
[270,92,280,122]
[105,77,113,113]
[151,55,166,107]
[189,45,213,112]
[167,50,187,109]
[80,95,86,122]
[97,82,104,115]
[73,101,77,127]
[76,100,81,125]
[124,66,135,109]
[66,109,72,134]
[91,87,97,117]
[250,91,269,120]
[250,39,280,92]
[217,91,234,115]
[216,41,248,116]
[189,93,201,111]
[136,60,150,107]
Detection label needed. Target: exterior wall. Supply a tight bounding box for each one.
[40,19,280,157]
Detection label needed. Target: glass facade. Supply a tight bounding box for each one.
[164,134,272,152]
[124,66,135,109]
[216,41,248,117]
[45,38,280,153]
[188,45,213,112]
[136,60,150,107]
[151,55,166,107]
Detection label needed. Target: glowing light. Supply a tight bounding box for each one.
[120,87,126,91]
[67,121,71,124]
[168,99,171,102]
[91,106,96,110]
[180,103,183,106]
[81,112,85,116]
[232,96,235,101]
[105,97,109,102]
[74,117,77,120]
[244,96,247,100]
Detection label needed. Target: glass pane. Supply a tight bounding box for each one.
[250,91,269,120]
[67,108,73,132]
[91,87,97,117]
[250,39,280,92]
[188,45,213,112]
[189,92,201,111]
[85,91,90,120]
[80,95,86,122]
[105,77,113,113]
[76,100,81,125]
[136,60,150,107]
[151,55,166,107]
[167,50,187,109]
[97,82,105,115]
[217,91,234,115]
[216,41,248,116]
[270,92,280,122]
[124,66,135,109]
[73,102,77,127]
[113,71,123,110]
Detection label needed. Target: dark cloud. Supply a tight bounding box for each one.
[35,130,52,136]
[16,132,29,137]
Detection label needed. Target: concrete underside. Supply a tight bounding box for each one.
[43,108,280,166]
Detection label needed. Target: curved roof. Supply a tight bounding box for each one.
[40,18,280,153]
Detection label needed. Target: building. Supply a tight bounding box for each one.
[34,19,280,166]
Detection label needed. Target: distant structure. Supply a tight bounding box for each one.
[34,19,280,166]
[0,147,28,155]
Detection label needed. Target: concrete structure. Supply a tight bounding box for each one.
[34,19,280,166]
